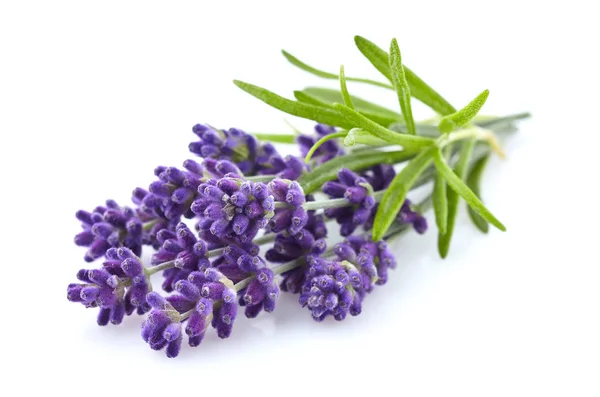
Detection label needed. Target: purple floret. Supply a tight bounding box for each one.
[297,124,345,164]
[151,222,210,292]
[66,247,151,325]
[141,268,240,357]
[74,200,144,262]
[189,125,306,179]
[191,177,275,243]
[323,168,376,236]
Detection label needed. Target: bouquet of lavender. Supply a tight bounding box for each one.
[66,36,529,358]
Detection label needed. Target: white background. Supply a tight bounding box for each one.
[1,1,599,396]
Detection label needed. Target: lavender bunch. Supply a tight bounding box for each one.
[66,35,529,358]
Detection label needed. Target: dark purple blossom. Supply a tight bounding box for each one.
[212,243,279,318]
[298,254,373,322]
[298,234,396,321]
[191,177,274,243]
[337,235,396,286]
[151,222,210,292]
[74,200,143,262]
[142,268,239,357]
[189,124,306,179]
[297,124,345,164]
[396,199,428,234]
[323,168,376,236]
[67,247,150,325]
[143,160,207,221]
[267,179,308,235]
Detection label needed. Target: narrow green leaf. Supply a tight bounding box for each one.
[433,173,448,235]
[301,87,403,121]
[437,138,476,258]
[372,148,436,241]
[333,103,435,148]
[432,148,506,231]
[295,88,402,126]
[466,154,490,233]
[354,36,456,116]
[299,149,419,194]
[305,131,347,162]
[251,133,297,144]
[344,128,388,147]
[281,50,392,89]
[389,38,416,135]
[439,90,490,133]
[234,80,353,129]
[339,65,354,109]
[293,91,335,109]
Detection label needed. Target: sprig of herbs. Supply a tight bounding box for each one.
[235,35,529,257]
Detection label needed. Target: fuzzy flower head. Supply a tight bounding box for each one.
[267,179,308,236]
[151,222,210,292]
[212,243,280,318]
[299,255,372,322]
[142,268,239,357]
[192,177,274,243]
[323,168,376,236]
[74,200,143,262]
[67,247,150,325]
[297,124,345,165]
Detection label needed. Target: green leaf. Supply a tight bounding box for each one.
[433,173,448,235]
[281,50,392,89]
[437,138,476,258]
[354,36,456,116]
[372,147,436,241]
[432,147,505,231]
[251,133,297,144]
[295,88,402,126]
[299,149,419,194]
[438,89,490,133]
[293,90,336,109]
[305,131,347,162]
[333,103,435,148]
[339,65,354,109]
[344,128,388,147]
[300,87,402,121]
[234,80,353,128]
[466,154,490,233]
[389,38,416,135]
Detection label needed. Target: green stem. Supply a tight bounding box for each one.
[142,219,160,232]
[245,175,277,183]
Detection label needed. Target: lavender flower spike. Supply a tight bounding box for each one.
[191,176,274,243]
[142,268,240,356]
[151,222,210,292]
[66,247,151,325]
[74,200,143,262]
[323,168,375,237]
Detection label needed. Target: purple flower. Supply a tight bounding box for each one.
[212,243,280,318]
[298,254,371,322]
[191,177,274,243]
[323,168,376,236]
[267,179,308,236]
[140,294,182,358]
[66,247,150,325]
[74,200,143,262]
[396,199,428,234]
[143,160,207,221]
[189,124,306,179]
[337,236,396,286]
[266,210,328,294]
[151,222,210,292]
[141,269,239,357]
[298,234,396,321]
[297,124,345,164]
